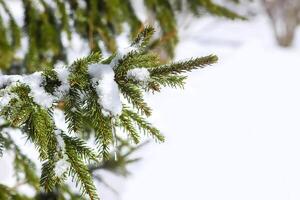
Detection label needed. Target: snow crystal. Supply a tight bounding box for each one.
[54,156,70,177]
[54,65,70,99]
[88,64,122,117]
[127,68,150,83]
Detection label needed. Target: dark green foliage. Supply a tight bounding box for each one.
[119,113,141,144]
[119,82,152,116]
[0,26,217,199]
[0,0,242,73]
[62,133,98,163]
[40,158,57,192]
[150,55,218,76]
[66,144,100,200]
[121,107,165,142]
[25,107,55,160]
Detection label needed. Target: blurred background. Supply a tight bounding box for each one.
[1,0,300,200]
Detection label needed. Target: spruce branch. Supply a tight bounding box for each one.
[66,147,100,200]
[61,133,98,163]
[119,82,152,116]
[122,107,165,142]
[197,0,247,20]
[119,113,140,144]
[40,158,57,192]
[0,0,242,72]
[0,26,218,199]
[64,89,85,132]
[24,106,55,160]
[132,26,155,48]
[150,55,218,76]
[148,74,187,92]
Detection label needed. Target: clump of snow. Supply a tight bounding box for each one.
[127,68,150,83]
[0,65,71,109]
[53,108,69,133]
[55,129,65,152]
[23,72,55,108]
[0,73,55,108]
[88,64,122,117]
[54,129,70,177]
[86,45,143,117]
[53,65,71,99]
[0,92,17,109]
[54,156,70,177]
[0,117,6,125]
[0,75,22,88]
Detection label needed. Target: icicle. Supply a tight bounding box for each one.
[111,118,118,161]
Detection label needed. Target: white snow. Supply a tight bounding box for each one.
[127,68,150,83]
[53,65,71,99]
[122,16,300,200]
[55,129,65,152]
[0,75,22,88]
[23,72,55,108]
[0,117,6,125]
[88,64,122,117]
[54,156,70,177]
[0,72,55,108]
[0,92,16,109]
[87,39,143,122]
[53,108,69,133]
[0,65,71,109]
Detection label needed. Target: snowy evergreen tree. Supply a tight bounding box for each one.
[0,0,244,73]
[0,1,243,199]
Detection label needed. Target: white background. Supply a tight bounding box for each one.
[121,16,300,200]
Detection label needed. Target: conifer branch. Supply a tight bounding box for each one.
[62,133,98,163]
[119,82,152,116]
[66,147,100,200]
[150,55,218,76]
[122,107,165,142]
[0,0,241,72]
[0,26,218,199]
[119,113,140,144]
[40,159,57,192]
